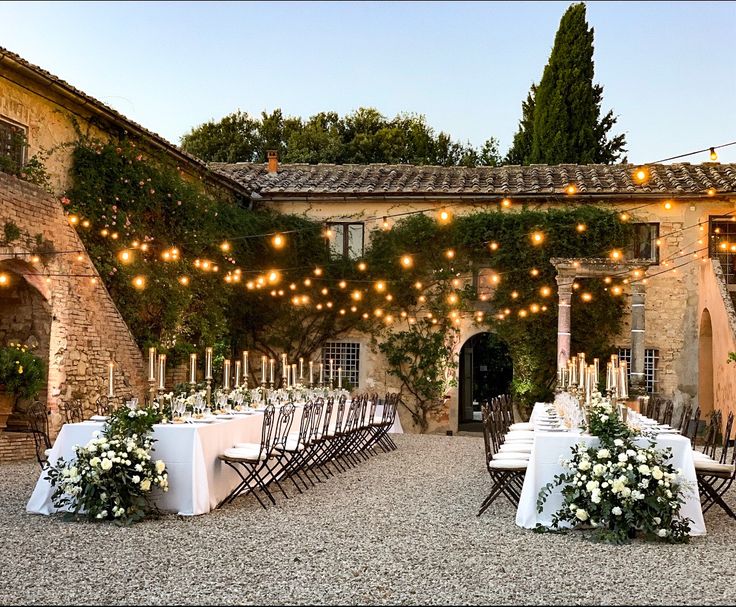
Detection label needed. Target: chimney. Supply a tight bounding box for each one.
[267,150,278,174]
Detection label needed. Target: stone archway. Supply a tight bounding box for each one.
[699,308,714,417]
[457,332,513,431]
[0,258,52,429]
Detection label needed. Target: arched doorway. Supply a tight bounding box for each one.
[699,308,714,418]
[0,260,52,428]
[458,332,513,431]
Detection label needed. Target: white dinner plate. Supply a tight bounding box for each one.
[190,417,216,423]
[216,414,234,419]
[90,415,109,422]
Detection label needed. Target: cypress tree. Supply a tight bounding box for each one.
[509,3,626,165]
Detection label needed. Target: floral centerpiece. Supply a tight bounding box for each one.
[46,404,168,524]
[537,392,691,544]
[0,342,46,429]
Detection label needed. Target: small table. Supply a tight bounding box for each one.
[515,403,706,536]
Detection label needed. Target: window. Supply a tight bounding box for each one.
[628,223,659,263]
[617,347,659,394]
[0,117,26,173]
[322,341,360,388]
[709,215,736,284]
[328,222,364,259]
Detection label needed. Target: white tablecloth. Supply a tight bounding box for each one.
[515,403,706,536]
[27,400,399,517]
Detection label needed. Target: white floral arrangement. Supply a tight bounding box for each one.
[47,405,168,524]
[538,394,692,543]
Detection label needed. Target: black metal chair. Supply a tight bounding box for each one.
[26,400,51,469]
[95,395,114,416]
[59,398,84,424]
[696,411,736,519]
[661,399,674,426]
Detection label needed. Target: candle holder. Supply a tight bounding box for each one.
[148,379,156,404]
[206,378,212,407]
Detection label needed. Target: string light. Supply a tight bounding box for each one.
[400,255,413,268]
[0,273,9,287]
[357,262,367,272]
[100,229,109,237]
[565,184,578,195]
[381,217,391,231]
[445,249,455,259]
[220,241,231,252]
[438,209,452,224]
[633,167,650,184]
[447,293,458,305]
[313,267,323,276]
[501,198,512,209]
[30,255,40,263]
[610,249,622,260]
[374,281,386,292]
[81,220,91,228]
[323,227,333,239]
[338,280,347,289]
[351,290,362,301]
[710,147,718,161]
[303,278,311,286]
[268,270,280,284]
[707,188,716,196]
[414,281,423,290]
[489,241,499,251]
[530,268,539,277]
[619,213,629,222]
[511,291,519,299]
[664,201,673,210]
[68,215,79,226]
[271,233,285,249]
[540,286,551,297]
[576,223,587,233]
[611,286,622,296]
[118,250,133,264]
[320,287,329,295]
[178,276,190,286]
[132,275,146,290]
[531,231,544,245]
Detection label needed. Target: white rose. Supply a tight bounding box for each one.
[611,506,622,516]
[597,449,610,460]
[578,460,591,471]
[653,517,661,525]
[591,492,602,504]
[155,460,166,474]
[132,475,141,484]
[651,467,664,480]
[586,480,599,492]
[593,464,606,476]
[614,438,624,447]
[100,458,112,471]
[657,529,668,538]
[575,509,589,521]
[621,487,632,498]
[140,478,151,491]
[599,415,609,423]
[638,464,651,475]
[618,453,628,462]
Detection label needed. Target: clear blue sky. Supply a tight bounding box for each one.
[2,1,735,163]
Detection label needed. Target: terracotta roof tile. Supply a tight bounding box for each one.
[213,162,736,199]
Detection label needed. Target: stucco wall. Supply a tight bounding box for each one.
[697,259,736,421]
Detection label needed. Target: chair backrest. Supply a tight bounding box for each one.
[719,411,735,464]
[367,395,378,426]
[256,404,276,460]
[481,407,494,467]
[688,406,701,446]
[26,400,51,468]
[321,397,334,439]
[386,393,399,427]
[677,403,692,435]
[309,398,325,444]
[95,395,113,417]
[295,401,314,448]
[271,403,296,451]
[61,398,85,424]
[702,411,722,458]
[333,396,348,435]
[661,400,674,426]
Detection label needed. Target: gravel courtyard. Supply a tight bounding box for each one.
[2,433,735,605]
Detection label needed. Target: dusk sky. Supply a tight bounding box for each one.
[1,1,734,163]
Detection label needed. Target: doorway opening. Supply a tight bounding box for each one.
[698,308,714,419]
[458,332,513,432]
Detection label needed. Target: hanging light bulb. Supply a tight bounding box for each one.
[220,241,231,252]
[633,167,650,184]
[489,241,499,251]
[566,184,578,195]
[710,147,718,161]
[338,280,347,289]
[400,255,413,268]
[501,198,512,209]
[531,231,544,245]
[664,200,673,210]
[357,261,367,272]
[132,275,146,290]
[445,249,455,259]
[178,275,190,286]
[576,223,587,233]
[0,273,9,287]
[271,233,285,249]
[530,268,539,277]
[374,281,386,292]
[313,267,323,276]
[381,217,391,231]
[437,209,452,224]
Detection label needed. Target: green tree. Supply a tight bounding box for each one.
[508,3,626,165]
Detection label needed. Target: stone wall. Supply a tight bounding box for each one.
[0,171,146,458]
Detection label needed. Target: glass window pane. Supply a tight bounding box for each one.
[347,224,364,259]
[329,224,344,257]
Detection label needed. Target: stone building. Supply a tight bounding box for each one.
[3,45,736,448]
[216,159,736,433]
[0,47,245,460]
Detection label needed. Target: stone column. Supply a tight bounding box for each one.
[630,281,646,392]
[556,275,575,370]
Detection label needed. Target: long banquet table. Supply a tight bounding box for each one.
[27,402,402,517]
[515,402,706,536]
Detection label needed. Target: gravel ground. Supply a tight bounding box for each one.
[1,433,735,605]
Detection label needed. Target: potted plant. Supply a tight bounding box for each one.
[0,342,46,429]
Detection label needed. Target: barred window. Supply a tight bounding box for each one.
[628,223,660,263]
[617,347,659,394]
[327,222,364,260]
[0,117,26,173]
[322,342,360,388]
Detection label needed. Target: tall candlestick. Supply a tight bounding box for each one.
[270,358,275,385]
[234,360,241,388]
[319,363,324,385]
[223,359,231,390]
[190,353,197,384]
[261,355,267,384]
[309,361,314,385]
[205,347,213,380]
[158,354,166,391]
[108,361,114,397]
[593,358,600,386]
[282,353,288,380]
[619,361,628,399]
[338,367,342,389]
[242,351,248,380]
[329,359,334,382]
[299,357,304,381]
[148,347,156,382]
[292,363,297,386]
[285,364,290,388]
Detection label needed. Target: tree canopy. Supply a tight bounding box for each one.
[181,108,501,167]
[506,2,626,165]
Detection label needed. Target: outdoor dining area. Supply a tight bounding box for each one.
[477,352,736,542]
